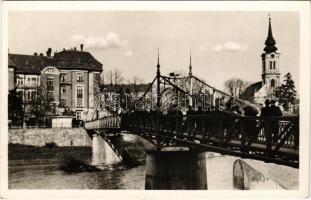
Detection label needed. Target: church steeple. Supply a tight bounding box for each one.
[189,51,192,76]
[264,14,278,53]
[156,48,160,75]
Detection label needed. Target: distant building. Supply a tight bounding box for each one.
[8,45,103,120]
[242,17,281,105]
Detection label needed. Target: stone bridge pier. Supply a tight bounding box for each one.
[91,133,121,166]
[145,147,207,190]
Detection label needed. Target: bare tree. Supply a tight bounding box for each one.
[25,76,55,127]
[224,78,249,98]
[113,68,124,85]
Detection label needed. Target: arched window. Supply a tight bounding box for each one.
[270,61,273,69]
[271,79,275,88]
[273,61,276,69]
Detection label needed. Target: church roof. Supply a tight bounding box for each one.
[240,81,262,103]
[263,16,278,53]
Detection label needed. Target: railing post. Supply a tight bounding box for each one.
[201,117,206,144]
[294,119,299,149]
[156,49,162,147]
[187,115,192,139]
[240,118,246,152]
[217,118,224,144]
[264,118,273,157]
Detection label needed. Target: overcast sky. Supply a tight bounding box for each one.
[8,11,299,90]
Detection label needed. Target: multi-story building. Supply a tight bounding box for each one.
[8,45,103,120]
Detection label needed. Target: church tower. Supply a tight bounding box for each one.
[261,15,281,92]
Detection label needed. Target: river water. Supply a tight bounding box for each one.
[8,154,298,190]
[9,160,145,189]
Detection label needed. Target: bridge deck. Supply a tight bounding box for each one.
[85,114,299,168]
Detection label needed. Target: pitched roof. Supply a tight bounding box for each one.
[8,56,16,67]
[9,54,53,74]
[105,83,152,93]
[240,81,262,103]
[8,49,103,74]
[53,50,102,72]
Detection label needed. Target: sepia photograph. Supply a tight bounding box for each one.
[0,1,310,199]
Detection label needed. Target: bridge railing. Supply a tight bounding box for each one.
[85,112,299,164]
[122,112,299,156]
[85,115,121,130]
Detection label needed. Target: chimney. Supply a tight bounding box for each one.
[39,53,43,56]
[63,48,65,51]
[46,48,52,57]
[80,44,84,51]
[74,47,77,51]
[34,52,38,56]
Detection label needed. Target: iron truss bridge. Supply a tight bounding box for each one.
[85,114,299,168]
[87,52,299,168]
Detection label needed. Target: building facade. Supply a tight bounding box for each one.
[8,45,103,120]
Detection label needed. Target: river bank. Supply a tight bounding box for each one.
[8,134,298,190]
[8,142,146,189]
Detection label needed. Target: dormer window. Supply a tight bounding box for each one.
[60,73,66,82]
[47,68,54,73]
[77,73,83,82]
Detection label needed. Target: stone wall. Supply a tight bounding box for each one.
[9,128,92,147]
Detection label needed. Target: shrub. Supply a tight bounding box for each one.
[45,142,58,148]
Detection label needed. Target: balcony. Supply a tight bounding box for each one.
[47,85,54,92]
[76,98,83,108]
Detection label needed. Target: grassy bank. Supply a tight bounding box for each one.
[9,143,92,162]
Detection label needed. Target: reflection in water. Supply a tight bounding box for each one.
[9,161,145,189]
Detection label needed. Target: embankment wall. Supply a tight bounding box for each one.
[9,128,92,147]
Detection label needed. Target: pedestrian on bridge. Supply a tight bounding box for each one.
[243,105,259,139]
[270,100,283,144]
[184,106,195,137]
[193,106,204,137]
[260,99,271,117]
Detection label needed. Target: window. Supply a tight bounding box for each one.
[60,73,66,82]
[28,77,30,82]
[77,98,83,107]
[61,99,67,106]
[77,86,83,98]
[17,78,23,85]
[32,77,36,85]
[270,61,273,69]
[76,85,83,107]
[271,79,275,88]
[31,91,36,99]
[47,77,54,92]
[273,61,276,70]
[27,91,31,100]
[76,111,82,120]
[61,86,67,94]
[77,73,83,82]
[47,68,54,73]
